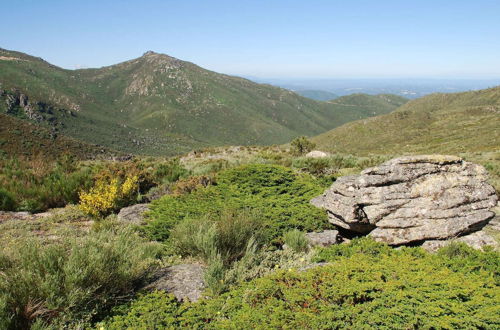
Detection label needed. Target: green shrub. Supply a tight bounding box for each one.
[313,237,394,262]
[223,248,310,288]
[283,229,309,253]
[145,164,331,242]
[0,228,162,328]
[290,136,316,155]
[170,209,263,265]
[106,243,500,329]
[98,291,183,329]
[0,188,15,211]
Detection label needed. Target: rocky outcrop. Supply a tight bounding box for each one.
[306,150,328,158]
[305,230,341,247]
[117,203,149,224]
[311,155,498,245]
[143,264,205,302]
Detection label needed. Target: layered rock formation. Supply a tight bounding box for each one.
[311,155,498,246]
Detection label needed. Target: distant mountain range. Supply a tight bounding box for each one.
[0,48,406,156]
[248,77,500,99]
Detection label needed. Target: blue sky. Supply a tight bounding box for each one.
[2,0,500,78]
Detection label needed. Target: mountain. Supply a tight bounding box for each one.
[312,87,500,155]
[0,48,406,156]
[294,90,338,101]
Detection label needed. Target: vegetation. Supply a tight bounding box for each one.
[283,229,309,252]
[0,48,406,156]
[100,239,500,329]
[145,164,331,243]
[290,136,316,155]
[0,227,162,329]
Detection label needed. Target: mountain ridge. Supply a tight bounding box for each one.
[0,48,406,156]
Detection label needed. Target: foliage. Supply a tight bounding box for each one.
[0,228,162,329]
[0,155,94,212]
[78,175,139,217]
[170,209,263,265]
[0,188,15,211]
[145,164,331,242]
[283,229,309,253]
[97,291,184,330]
[101,240,500,329]
[290,136,316,155]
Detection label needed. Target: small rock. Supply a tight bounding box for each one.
[143,264,205,302]
[305,150,329,158]
[117,203,149,224]
[305,230,341,247]
[422,230,498,252]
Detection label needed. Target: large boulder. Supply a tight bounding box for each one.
[311,155,498,245]
[142,264,205,302]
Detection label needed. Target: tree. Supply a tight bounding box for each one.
[290,136,316,155]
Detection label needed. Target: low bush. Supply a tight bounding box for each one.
[0,228,162,328]
[78,175,139,217]
[0,188,15,211]
[145,164,331,242]
[290,136,316,155]
[283,229,309,253]
[97,291,184,330]
[101,240,500,329]
[170,209,263,265]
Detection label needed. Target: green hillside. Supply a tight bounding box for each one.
[0,113,115,159]
[295,89,338,101]
[312,87,500,155]
[0,48,406,156]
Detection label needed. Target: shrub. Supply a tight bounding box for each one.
[105,243,500,329]
[0,156,95,212]
[0,228,162,328]
[283,229,309,253]
[98,291,183,329]
[290,136,316,155]
[78,175,139,217]
[0,188,15,211]
[170,209,263,265]
[145,164,331,242]
[293,157,332,176]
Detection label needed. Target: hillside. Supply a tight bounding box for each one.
[0,113,116,159]
[294,89,338,101]
[0,48,406,156]
[312,87,500,155]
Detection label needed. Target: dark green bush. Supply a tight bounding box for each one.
[0,228,162,329]
[145,164,331,242]
[101,242,500,329]
[97,291,183,330]
[0,188,15,211]
[290,136,316,155]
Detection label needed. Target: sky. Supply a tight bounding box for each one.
[1,0,500,78]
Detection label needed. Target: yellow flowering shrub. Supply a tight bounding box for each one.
[79,175,139,217]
